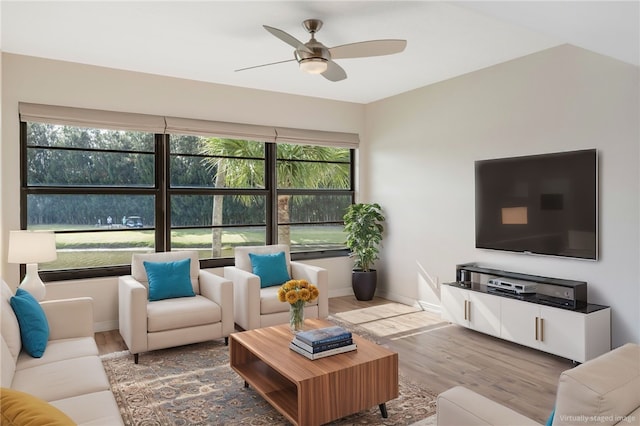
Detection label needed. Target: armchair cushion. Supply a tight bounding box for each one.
[249,251,291,288]
[260,285,319,315]
[10,289,49,358]
[147,295,222,332]
[144,258,196,301]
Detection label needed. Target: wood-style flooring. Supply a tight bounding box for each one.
[96,295,572,424]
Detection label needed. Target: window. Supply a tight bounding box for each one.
[19,105,356,280]
[275,143,353,253]
[23,122,159,275]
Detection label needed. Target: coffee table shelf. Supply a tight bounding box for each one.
[233,359,299,422]
[230,319,398,426]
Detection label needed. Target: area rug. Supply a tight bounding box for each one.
[102,339,437,425]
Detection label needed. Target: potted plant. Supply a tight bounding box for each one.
[343,202,385,301]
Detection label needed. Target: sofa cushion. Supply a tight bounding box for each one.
[0,387,75,425]
[554,343,640,426]
[1,337,16,388]
[144,258,196,301]
[16,337,98,371]
[50,390,123,426]
[147,295,221,332]
[11,356,110,402]
[249,251,291,288]
[2,281,22,363]
[10,288,49,358]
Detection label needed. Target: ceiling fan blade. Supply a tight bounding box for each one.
[322,60,347,82]
[235,58,296,72]
[263,25,313,54]
[329,39,407,59]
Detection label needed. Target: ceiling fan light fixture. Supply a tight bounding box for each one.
[299,58,328,74]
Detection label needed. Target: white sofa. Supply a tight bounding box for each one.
[437,343,640,426]
[1,280,123,425]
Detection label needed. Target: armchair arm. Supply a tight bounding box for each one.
[437,386,541,426]
[291,261,329,319]
[199,270,234,337]
[224,266,261,331]
[118,275,148,355]
[40,297,94,340]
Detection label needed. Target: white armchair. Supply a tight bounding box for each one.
[224,244,328,331]
[118,250,234,363]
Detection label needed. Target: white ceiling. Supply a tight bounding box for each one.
[1,1,638,104]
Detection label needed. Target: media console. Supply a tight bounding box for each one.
[441,263,611,363]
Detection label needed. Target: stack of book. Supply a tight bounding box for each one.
[289,325,357,360]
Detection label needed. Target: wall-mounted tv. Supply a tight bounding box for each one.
[475,149,598,260]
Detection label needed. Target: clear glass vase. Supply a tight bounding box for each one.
[289,301,304,333]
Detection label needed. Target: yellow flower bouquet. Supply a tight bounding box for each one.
[278,279,319,332]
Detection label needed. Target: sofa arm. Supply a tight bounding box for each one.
[118,275,148,355]
[437,386,541,426]
[40,297,94,340]
[224,266,261,330]
[291,261,329,318]
[199,270,234,337]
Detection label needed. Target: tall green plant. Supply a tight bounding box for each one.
[343,203,385,272]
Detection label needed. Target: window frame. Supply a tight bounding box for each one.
[19,122,354,282]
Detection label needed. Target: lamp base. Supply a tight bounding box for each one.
[18,263,46,301]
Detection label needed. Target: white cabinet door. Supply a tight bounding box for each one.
[539,306,585,362]
[442,286,500,336]
[468,291,501,337]
[502,299,593,362]
[441,285,469,326]
[500,298,539,349]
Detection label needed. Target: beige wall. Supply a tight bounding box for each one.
[365,44,640,347]
[1,53,362,329]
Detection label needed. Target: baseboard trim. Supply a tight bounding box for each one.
[328,287,355,298]
[95,320,118,333]
[417,300,441,315]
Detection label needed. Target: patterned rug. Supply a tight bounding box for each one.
[102,324,437,425]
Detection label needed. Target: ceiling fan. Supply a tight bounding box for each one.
[236,19,407,82]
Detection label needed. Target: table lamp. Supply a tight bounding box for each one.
[8,230,57,301]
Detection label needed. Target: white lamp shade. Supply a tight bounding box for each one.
[8,230,58,264]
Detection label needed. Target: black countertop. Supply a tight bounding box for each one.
[443,281,609,314]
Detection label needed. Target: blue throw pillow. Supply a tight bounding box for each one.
[545,407,555,426]
[249,251,291,288]
[10,288,49,358]
[144,258,196,301]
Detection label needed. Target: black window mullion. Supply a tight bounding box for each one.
[158,134,168,252]
[266,143,277,244]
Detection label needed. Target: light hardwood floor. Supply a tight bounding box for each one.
[97,295,571,424]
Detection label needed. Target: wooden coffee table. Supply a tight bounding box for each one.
[229,319,399,426]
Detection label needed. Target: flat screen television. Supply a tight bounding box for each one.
[475,149,598,260]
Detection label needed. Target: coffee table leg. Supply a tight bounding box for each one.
[244,381,249,388]
[379,403,388,418]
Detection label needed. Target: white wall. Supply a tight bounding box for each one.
[1,53,363,330]
[3,48,639,345]
[365,45,640,347]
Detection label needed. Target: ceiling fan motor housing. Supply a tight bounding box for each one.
[295,39,331,63]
